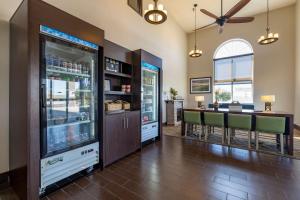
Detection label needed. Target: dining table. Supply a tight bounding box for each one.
[181,108,294,155]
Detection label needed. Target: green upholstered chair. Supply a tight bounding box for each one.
[204,112,226,144]
[255,116,286,155]
[184,111,203,139]
[228,114,252,148]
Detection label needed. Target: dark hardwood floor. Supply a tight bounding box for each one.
[2,135,300,199]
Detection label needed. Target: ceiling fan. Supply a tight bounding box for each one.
[199,0,254,33]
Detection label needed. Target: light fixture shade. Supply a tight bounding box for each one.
[189,4,203,58]
[189,49,203,57]
[258,0,279,45]
[144,0,167,25]
[195,96,205,102]
[258,32,279,45]
[261,95,275,102]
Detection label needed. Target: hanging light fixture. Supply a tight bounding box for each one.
[258,0,279,45]
[144,0,167,25]
[189,4,203,58]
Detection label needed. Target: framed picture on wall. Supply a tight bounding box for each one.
[128,0,143,16]
[190,77,212,94]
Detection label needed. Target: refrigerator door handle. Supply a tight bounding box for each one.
[123,117,126,129]
[41,84,46,108]
[126,117,129,129]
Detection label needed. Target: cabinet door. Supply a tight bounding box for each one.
[104,113,125,165]
[122,111,141,155]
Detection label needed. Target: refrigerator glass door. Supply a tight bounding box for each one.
[142,63,159,125]
[41,37,97,158]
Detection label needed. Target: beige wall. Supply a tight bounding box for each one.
[0,20,9,173]
[44,0,188,121]
[187,6,296,113]
[295,1,300,125]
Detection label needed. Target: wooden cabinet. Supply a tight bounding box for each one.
[104,111,140,166]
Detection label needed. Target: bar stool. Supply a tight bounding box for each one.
[184,111,203,139]
[228,114,252,148]
[204,112,226,144]
[255,116,286,155]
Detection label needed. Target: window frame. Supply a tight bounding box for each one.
[213,39,254,104]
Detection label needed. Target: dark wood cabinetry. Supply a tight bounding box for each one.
[104,111,140,166]
[103,40,141,166]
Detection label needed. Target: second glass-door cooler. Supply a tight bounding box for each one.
[141,62,159,142]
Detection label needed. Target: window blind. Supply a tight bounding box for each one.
[214,55,253,84]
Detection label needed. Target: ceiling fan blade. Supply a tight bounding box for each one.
[224,0,251,18]
[196,22,216,31]
[227,17,254,23]
[200,9,219,19]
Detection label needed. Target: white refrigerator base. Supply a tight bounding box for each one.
[40,142,99,194]
[142,122,159,142]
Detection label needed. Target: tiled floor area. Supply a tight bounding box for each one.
[2,131,300,199]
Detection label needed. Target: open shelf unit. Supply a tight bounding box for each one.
[104,56,134,107]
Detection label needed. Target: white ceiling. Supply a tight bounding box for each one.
[0,0,296,33]
[146,0,296,32]
[0,0,22,21]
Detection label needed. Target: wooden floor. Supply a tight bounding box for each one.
[2,135,300,200]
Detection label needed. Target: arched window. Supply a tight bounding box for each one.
[213,39,254,104]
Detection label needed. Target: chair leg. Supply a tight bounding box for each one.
[198,123,202,140]
[222,128,225,144]
[228,128,231,146]
[256,132,259,151]
[280,134,284,155]
[185,123,188,137]
[248,131,251,149]
[205,126,208,141]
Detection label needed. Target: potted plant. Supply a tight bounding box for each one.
[170,88,178,100]
[214,89,231,110]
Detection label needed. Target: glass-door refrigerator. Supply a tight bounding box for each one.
[39,26,99,193]
[141,62,159,142]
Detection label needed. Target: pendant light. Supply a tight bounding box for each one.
[258,0,279,45]
[189,4,203,58]
[144,0,167,25]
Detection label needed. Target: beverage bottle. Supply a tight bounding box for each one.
[73,62,78,73]
[47,55,54,70]
[68,61,73,73]
[78,62,82,74]
[82,63,87,74]
[86,62,90,74]
[53,56,59,68]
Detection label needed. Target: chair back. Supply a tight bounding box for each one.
[256,116,286,134]
[204,112,224,127]
[228,114,252,130]
[184,111,201,125]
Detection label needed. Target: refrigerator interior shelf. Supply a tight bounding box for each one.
[143,110,153,113]
[143,84,154,87]
[48,120,91,129]
[143,120,157,125]
[47,67,91,78]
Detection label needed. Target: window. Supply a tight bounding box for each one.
[213,39,254,104]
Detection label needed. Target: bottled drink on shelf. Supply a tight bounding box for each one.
[86,62,90,74]
[68,61,73,72]
[73,62,78,73]
[78,62,82,74]
[53,56,59,67]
